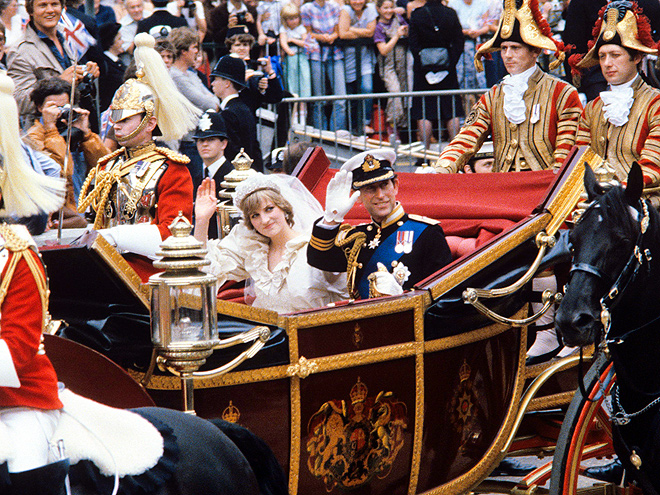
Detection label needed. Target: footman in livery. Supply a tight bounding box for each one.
[307,149,452,299]
[570,0,660,207]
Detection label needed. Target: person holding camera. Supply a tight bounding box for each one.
[27,77,109,228]
[167,0,206,40]
[7,0,100,123]
[225,25,284,115]
[209,0,258,57]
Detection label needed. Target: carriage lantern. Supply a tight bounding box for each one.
[148,212,270,414]
[216,148,257,238]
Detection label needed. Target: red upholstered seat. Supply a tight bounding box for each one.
[214,146,557,302]
[297,147,556,253]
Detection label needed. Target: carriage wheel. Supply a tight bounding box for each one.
[549,352,617,494]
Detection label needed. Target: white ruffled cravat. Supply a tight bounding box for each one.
[502,65,536,125]
[600,76,637,127]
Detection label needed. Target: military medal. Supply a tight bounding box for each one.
[368,227,381,249]
[395,231,414,254]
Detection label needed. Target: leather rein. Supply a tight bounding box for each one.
[568,199,654,420]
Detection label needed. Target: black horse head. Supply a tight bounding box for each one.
[556,162,646,347]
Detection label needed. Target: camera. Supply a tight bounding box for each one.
[182,0,197,16]
[236,11,246,24]
[58,104,82,124]
[247,59,267,70]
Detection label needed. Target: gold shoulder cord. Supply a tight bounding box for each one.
[334,224,367,298]
[0,226,50,335]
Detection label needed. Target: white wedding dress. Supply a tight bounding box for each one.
[206,223,348,313]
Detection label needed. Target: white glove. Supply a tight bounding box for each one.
[323,169,360,224]
[0,340,19,388]
[369,262,404,297]
[98,223,163,259]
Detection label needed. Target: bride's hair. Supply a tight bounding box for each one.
[240,188,295,231]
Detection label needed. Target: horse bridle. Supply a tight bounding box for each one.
[568,199,653,410]
[568,199,652,339]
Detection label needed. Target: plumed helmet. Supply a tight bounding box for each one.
[109,33,201,142]
[0,74,64,217]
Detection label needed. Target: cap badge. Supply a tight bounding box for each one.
[362,154,381,172]
[199,112,212,132]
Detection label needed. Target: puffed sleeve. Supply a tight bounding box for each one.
[204,223,255,286]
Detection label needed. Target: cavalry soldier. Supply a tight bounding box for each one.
[570,0,660,206]
[0,73,68,494]
[432,0,582,174]
[78,33,200,258]
[307,149,452,299]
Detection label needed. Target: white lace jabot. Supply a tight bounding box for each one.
[502,65,536,125]
[600,75,637,127]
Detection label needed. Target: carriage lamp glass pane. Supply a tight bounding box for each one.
[204,284,218,338]
[151,286,170,346]
[168,286,210,344]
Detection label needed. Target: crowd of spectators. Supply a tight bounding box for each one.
[2,0,660,179]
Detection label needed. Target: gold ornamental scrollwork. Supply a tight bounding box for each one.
[287,356,319,379]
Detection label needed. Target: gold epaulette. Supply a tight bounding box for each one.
[408,214,440,225]
[0,224,32,252]
[97,147,126,167]
[155,147,191,165]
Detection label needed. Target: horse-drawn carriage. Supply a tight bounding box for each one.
[37,146,615,494]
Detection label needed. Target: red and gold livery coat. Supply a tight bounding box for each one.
[575,76,660,189]
[435,67,582,173]
[78,143,193,240]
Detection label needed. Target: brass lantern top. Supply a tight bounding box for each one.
[153,212,212,272]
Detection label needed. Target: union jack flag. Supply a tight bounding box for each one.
[57,9,97,60]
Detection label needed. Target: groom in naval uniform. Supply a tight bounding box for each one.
[307,149,452,299]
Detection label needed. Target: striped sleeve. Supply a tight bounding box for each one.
[639,97,660,187]
[575,103,594,148]
[433,91,493,173]
[552,83,583,166]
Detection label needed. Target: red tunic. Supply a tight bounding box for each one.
[0,249,62,410]
[153,159,194,240]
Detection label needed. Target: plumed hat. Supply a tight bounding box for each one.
[342,149,397,190]
[474,0,567,72]
[110,33,201,142]
[570,1,658,72]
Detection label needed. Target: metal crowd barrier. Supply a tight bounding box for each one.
[254,88,487,171]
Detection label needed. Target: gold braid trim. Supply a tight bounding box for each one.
[155,147,191,165]
[78,148,126,216]
[78,164,128,229]
[0,225,49,334]
[334,224,366,298]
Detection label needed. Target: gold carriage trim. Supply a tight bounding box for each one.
[306,377,408,491]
